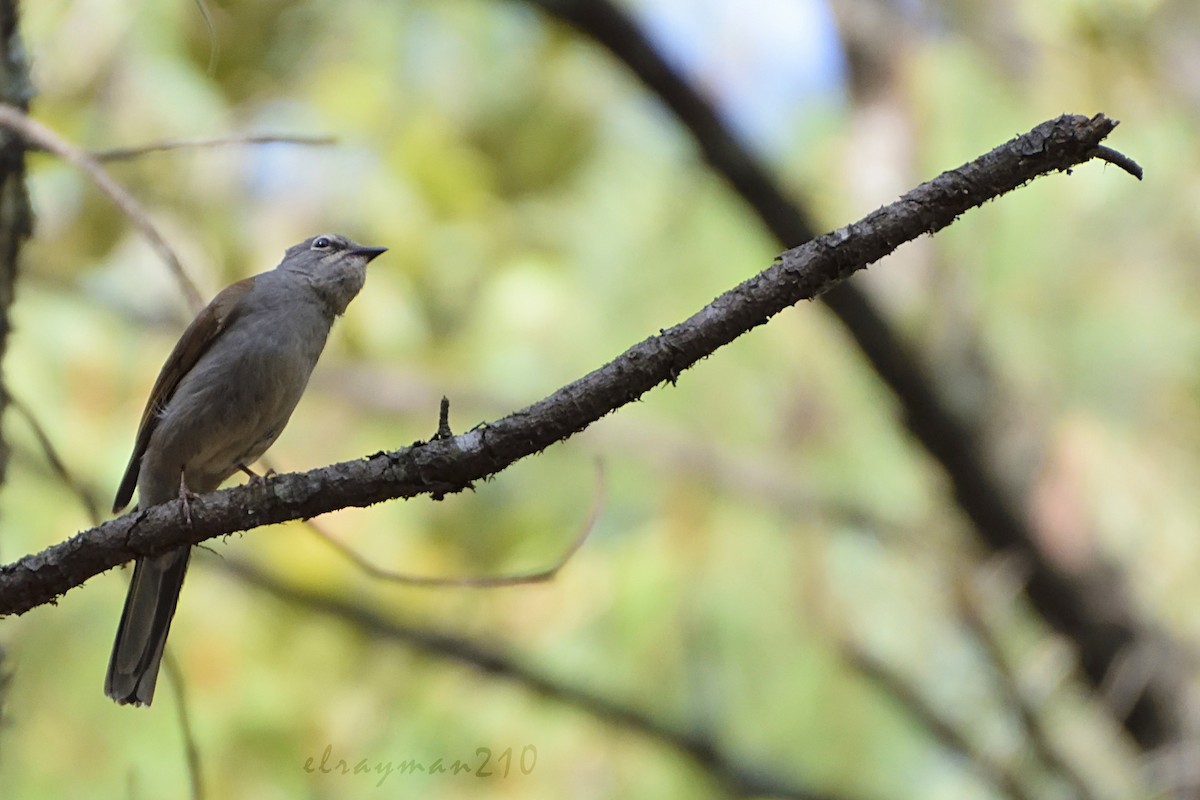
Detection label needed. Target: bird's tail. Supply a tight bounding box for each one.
[105,547,191,706]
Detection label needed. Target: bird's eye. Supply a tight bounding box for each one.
[312,236,332,250]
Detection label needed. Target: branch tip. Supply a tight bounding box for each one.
[1089,145,1143,180]
[434,396,454,441]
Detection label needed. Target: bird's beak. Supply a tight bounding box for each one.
[351,245,388,263]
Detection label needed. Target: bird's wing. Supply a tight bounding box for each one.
[112,277,256,514]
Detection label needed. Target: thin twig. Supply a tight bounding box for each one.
[91,134,337,163]
[217,556,842,800]
[0,104,204,310]
[192,0,219,78]
[955,575,1099,800]
[844,643,1036,800]
[163,653,205,800]
[1089,145,1143,180]
[7,391,102,526]
[303,461,603,587]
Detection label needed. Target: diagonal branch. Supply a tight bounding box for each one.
[0,104,205,309]
[302,460,602,587]
[508,0,1176,753]
[0,115,1125,622]
[954,574,1100,800]
[6,390,104,526]
[89,133,337,162]
[163,653,205,800]
[844,643,1036,800]
[218,556,849,800]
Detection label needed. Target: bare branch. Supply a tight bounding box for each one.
[955,575,1100,800]
[1089,145,1143,179]
[192,0,219,78]
[511,0,1178,755]
[845,643,1036,800]
[163,654,205,800]
[91,133,337,163]
[0,104,204,309]
[6,391,103,526]
[303,460,602,587]
[0,114,1126,617]
[217,556,845,800]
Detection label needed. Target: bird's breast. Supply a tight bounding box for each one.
[140,303,334,497]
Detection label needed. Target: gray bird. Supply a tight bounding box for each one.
[106,233,386,706]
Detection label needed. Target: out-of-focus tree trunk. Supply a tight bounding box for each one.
[0,0,34,492]
[0,0,33,731]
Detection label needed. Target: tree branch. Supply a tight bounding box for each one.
[163,653,205,800]
[0,114,1124,616]
[300,457,600,587]
[954,574,1100,800]
[7,390,103,526]
[508,0,1178,753]
[218,556,848,800]
[89,133,337,162]
[844,643,1036,800]
[0,104,205,310]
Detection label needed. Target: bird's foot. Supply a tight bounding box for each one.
[177,474,200,525]
[238,463,276,486]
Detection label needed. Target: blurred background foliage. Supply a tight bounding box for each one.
[1,0,1198,798]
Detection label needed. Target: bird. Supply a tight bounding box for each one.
[106,233,386,706]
